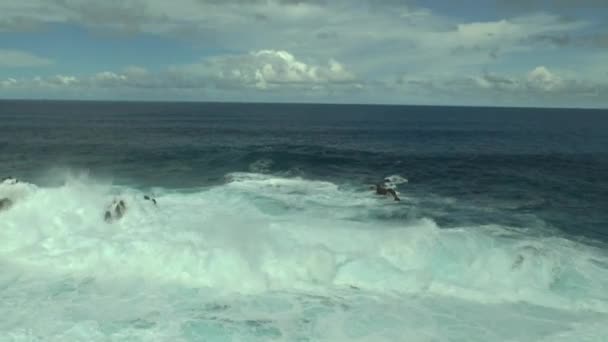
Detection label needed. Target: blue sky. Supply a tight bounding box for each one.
[1,0,607,107]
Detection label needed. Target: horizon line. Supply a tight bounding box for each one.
[1,97,606,111]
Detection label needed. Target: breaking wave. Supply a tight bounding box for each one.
[1,171,608,341]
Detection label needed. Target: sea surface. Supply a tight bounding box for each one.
[0,100,607,341]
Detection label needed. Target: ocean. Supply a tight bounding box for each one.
[0,100,607,341]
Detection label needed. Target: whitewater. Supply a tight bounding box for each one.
[1,170,607,341]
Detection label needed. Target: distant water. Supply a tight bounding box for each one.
[1,100,607,341]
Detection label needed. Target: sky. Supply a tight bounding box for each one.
[1,0,607,108]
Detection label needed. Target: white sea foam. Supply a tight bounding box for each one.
[1,172,607,341]
[383,174,408,186]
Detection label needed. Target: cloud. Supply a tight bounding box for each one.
[473,73,518,91]
[3,64,607,107]
[526,32,608,49]
[497,0,608,11]
[0,0,329,34]
[170,49,358,90]
[0,49,53,67]
[0,1,594,70]
[0,16,43,32]
[92,71,127,85]
[0,1,606,107]
[526,66,563,91]
[47,74,78,86]
[1,78,18,87]
[1,1,569,52]
[472,66,597,96]
[443,14,587,53]
[335,12,588,77]
[391,66,607,107]
[1,50,359,93]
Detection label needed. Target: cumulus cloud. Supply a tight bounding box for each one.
[0,49,53,67]
[92,71,128,87]
[171,49,358,90]
[3,75,79,89]
[526,66,563,91]
[48,75,78,86]
[1,50,359,93]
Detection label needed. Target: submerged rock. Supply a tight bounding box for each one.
[0,198,13,212]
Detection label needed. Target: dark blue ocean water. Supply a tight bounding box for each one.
[1,100,606,241]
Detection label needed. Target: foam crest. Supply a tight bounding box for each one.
[383,174,408,188]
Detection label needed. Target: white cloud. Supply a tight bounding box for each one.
[2,64,606,107]
[171,49,358,90]
[389,66,608,107]
[0,49,53,67]
[49,74,78,85]
[526,66,563,91]
[1,50,358,93]
[92,71,128,87]
[0,78,18,88]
